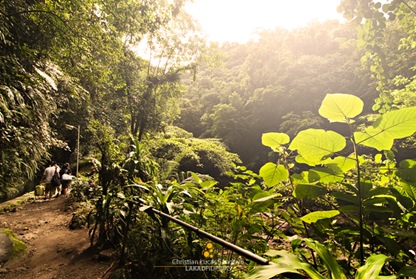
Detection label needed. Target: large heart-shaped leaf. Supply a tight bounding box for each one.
[318,93,363,123]
[259,163,289,187]
[323,155,356,172]
[262,132,290,150]
[289,129,346,166]
[308,167,344,184]
[293,184,326,199]
[354,106,416,151]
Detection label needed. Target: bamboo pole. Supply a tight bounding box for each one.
[147,207,270,265]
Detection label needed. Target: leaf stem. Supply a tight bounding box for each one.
[350,125,364,264]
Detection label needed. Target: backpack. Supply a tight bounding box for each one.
[60,168,72,181]
[51,167,61,186]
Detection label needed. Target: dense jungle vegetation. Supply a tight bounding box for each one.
[1,0,416,278]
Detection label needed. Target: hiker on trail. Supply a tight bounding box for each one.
[60,162,73,197]
[42,161,61,200]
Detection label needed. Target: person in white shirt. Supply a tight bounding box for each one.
[42,161,60,200]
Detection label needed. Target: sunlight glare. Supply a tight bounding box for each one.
[186,0,344,43]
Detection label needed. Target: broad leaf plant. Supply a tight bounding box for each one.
[252,93,416,278]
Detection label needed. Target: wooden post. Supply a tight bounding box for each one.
[76,125,80,177]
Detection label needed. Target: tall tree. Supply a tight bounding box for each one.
[0,0,202,199]
[124,9,205,141]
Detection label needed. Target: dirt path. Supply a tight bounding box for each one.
[0,196,113,279]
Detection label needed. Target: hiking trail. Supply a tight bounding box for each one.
[0,195,113,279]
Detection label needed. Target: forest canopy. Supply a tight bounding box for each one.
[1,0,415,203]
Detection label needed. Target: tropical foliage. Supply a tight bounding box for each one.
[249,93,416,278]
[0,0,204,198]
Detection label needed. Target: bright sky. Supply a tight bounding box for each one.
[186,0,344,43]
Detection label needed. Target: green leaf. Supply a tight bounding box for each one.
[293,184,326,199]
[336,226,361,236]
[200,180,218,189]
[339,205,359,213]
[291,171,310,184]
[253,192,281,202]
[355,254,391,279]
[400,181,416,201]
[354,106,416,151]
[354,127,394,151]
[366,187,390,198]
[263,249,281,257]
[304,239,347,279]
[318,93,363,123]
[289,129,346,166]
[376,236,402,256]
[259,163,289,187]
[262,132,290,150]
[294,154,315,165]
[389,186,414,209]
[363,196,391,207]
[309,167,344,184]
[359,180,373,199]
[251,190,282,213]
[397,159,416,183]
[300,210,340,224]
[247,250,325,279]
[323,155,356,172]
[191,172,202,184]
[246,263,300,279]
